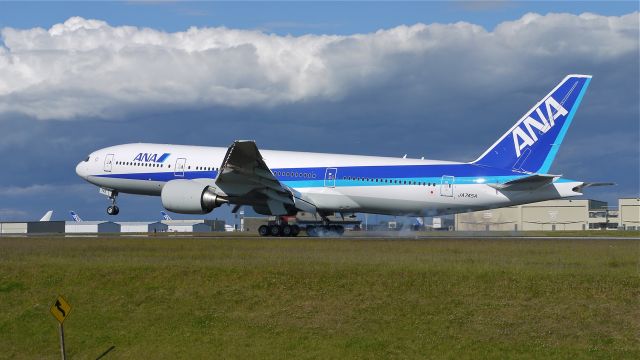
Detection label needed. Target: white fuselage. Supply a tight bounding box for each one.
[75,143,583,216]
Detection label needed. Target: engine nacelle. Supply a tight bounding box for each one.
[161,179,227,214]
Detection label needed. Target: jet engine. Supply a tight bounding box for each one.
[161,179,227,214]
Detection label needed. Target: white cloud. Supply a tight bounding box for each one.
[0,12,637,120]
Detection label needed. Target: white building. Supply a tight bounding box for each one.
[455,199,607,231]
[0,221,65,234]
[163,220,212,232]
[65,221,120,233]
[118,221,168,233]
[161,219,225,232]
[619,198,640,230]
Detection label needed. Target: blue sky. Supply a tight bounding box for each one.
[1,1,637,35]
[0,1,638,223]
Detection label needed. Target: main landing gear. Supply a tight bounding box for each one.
[258,223,301,237]
[257,214,347,237]
[101,188,120,215]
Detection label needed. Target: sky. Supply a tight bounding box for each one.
[0,1,638,223]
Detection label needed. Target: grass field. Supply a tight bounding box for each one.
[1,236,638,359]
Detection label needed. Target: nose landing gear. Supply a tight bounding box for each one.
[107,205,119,215]
[100,188,120,215]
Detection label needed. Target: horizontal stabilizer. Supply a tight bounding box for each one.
[489,174,559,191]
[572,182,615,193]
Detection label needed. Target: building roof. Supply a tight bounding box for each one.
[65,221,117,225]
[165,221,208,226]
[117,221,165,226]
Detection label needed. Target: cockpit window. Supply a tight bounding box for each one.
[84,156,90,162]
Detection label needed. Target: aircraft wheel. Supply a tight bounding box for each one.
[291,225,300,236]
[336,225,345,235]
[107,205,119,215]
[258,225,269,236]
[269,224,281,236]
[281,225,292,237]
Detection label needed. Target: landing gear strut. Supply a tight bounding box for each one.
[101,188,119,215]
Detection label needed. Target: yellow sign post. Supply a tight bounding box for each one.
[50,296,72,360]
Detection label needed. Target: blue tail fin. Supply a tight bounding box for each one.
[473,74,591,173]
[161,211,172,221]
[69,211,82,222]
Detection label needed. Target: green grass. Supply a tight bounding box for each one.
[1,236,638,359]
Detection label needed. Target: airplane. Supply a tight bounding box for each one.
[39,210,53,222]
[69,211,82,222]
[160,211,172,221]
[75,74,610,236]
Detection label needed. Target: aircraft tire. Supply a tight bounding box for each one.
[282,225,292,237]
[258,225,269,236]
[269,224,281,236]
[291,225,300,236]
[107,205,119,215]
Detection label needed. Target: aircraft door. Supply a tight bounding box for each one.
[175,158,186,177]
[440,175,454,197]
[104,154,114,172]
[324,168,338,188]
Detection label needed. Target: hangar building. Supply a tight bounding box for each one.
[455,199,612,231]
[0,221,65,234]
[159,219,226,232]
[163,220,212,232]
[619,198,640,230]
[65,221,120,233]
[118,221,168,233]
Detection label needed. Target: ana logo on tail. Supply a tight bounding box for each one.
[161,211,172,221]
[512,96,568,157]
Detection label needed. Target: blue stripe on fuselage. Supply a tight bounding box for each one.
[94,163,560,186]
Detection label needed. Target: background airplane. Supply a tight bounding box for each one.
[39,210,53,222]
[160,211,172,221]
[69,211,83,222]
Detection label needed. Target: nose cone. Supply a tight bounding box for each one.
[76,161,88,179]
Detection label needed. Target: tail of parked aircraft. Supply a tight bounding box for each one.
[69,211,82,222]
[161,211,172,221]
[39,210,53,221]
[473,74,592,174]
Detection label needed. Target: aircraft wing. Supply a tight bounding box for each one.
[215,140,316,215]
[489,174,559,191]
